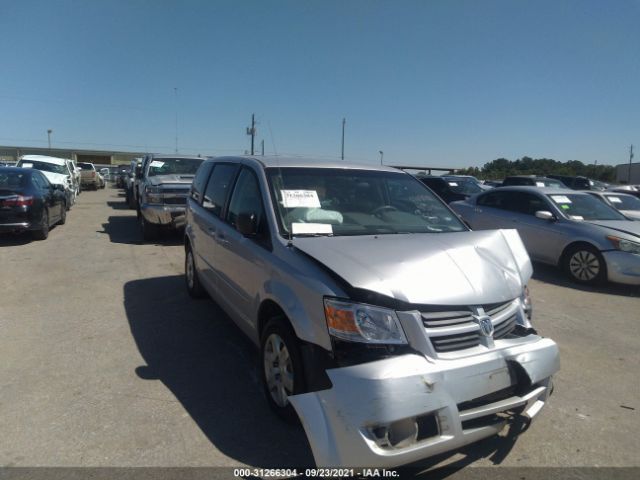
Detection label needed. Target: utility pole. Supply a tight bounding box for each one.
[379,150,384,165]
[246,114,256,155]
[261,139,264,156]
[629,145,634,184]
[174,87,178,153]
[47,129,52,150]
[341,118,346,160]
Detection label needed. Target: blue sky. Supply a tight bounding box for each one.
[1,0,638,168]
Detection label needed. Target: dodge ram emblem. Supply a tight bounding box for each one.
[473,314,494,337]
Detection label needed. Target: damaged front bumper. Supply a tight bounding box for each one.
[290,338,559,468]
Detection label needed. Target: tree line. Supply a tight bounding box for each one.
[456,157,615,182]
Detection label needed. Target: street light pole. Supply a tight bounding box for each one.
[629,144,634,184]
[174,87,178,153]
[341,118,346,160]
[379,150,384,165]
[47,129,52,150]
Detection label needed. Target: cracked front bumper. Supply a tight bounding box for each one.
[290,338,559,468]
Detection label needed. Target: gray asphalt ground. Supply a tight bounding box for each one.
[0,186,638,474]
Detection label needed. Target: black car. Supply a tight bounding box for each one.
[0,167,67,240]
[418,175,484,203]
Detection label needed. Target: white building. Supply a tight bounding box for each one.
[615,162,640,184]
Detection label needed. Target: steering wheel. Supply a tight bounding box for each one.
[371,205,399,218]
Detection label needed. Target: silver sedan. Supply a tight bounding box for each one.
[451,187,640,285]
[586,191,640,220]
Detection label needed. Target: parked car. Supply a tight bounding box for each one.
[77,162,100,190]
[16,155,76,208]
[608,185,640,199]
[451,186,640,285]
[546,174,597,190]
[136,154,205,240]
[586,191,640,220]
[96,170,106,189]
[125,158,142,208]
[184,157,559,468]
[417,175,486,203]
[115,165,130,188]
[65,159,81,197]
[0,167,67,239]
[501,175,567,188]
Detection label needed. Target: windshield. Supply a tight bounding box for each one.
[147,158,203,176]
[266,168,466,236]
[541,178,566,188]
[0,171,28,191]
[18,160,68,175]
[442,178,483,195]
[604,194,640,211]
[547,193,627,221]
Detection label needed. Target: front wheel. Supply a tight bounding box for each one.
[58,204,67,225]
[139,214,159,241]
[260,318,305,423]
[563,244,607,285]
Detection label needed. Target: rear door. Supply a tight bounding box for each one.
[472,190,520,229]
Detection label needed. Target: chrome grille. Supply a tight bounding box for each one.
[163,196,187,205]
[420,300,518,353]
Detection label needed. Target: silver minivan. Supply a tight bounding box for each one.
[184,157,559,468]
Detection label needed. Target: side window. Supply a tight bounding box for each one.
[226,168,266,232]
[202,164,238,217]
[190,161,215,203]
[477,191,509,209]
[32,172,50,192]
[517,193,547,215]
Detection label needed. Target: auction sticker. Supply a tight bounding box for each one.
[551,195,572,204]
[291,222,332,234]
[608,196,622,203]
[149,161,165,168]
[281,190,321,208]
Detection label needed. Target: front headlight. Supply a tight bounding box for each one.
[520,285,532,323]
[324,298,407,344]
[145,186,163,205]
[607,235,640,255]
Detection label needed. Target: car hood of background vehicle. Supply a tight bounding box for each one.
[584,220,640,238]
[40,171,69,186]
[293,229,532,305]
[148,174,195,187]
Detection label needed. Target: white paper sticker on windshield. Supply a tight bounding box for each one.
[551,195,572,204]
[21,163,33,168]
[570,215,584,220]
[149,161,165,168]
[281,190,321,208]
[291,223,332,234]
[448,182,458,186]
[536,182,546,187]
[608,196,622,203]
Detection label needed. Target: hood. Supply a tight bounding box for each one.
[583,220,640,238]
[40,171,69,186]
[148,174,195,187]
[292,229,532,305]
[619,211,640,221]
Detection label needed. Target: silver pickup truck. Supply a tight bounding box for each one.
[184,156,560,468]
[136,154,204,240]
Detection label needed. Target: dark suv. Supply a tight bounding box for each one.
[418,175,484,203]
[546,175,595,190]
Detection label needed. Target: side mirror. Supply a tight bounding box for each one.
[535,210,556,221]
[236,212,258,236]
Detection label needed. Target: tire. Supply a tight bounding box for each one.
[562,244,607,285]
[185,245,206,298]
[58,204,67,225]
[260,317,306,423]
[140,214,160,241]
[32,209,49,241]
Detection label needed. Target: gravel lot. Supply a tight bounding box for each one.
[0,186,638,472]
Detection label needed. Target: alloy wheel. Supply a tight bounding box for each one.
[569,250,600,281]
[263,333,294,408]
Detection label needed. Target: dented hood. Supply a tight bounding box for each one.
[292,229,532,305]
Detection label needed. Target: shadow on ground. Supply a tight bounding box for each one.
[532,262,639,298]
[106,200,131,210]
[98,215,184,246]
[124,275,314,468]
[0,232,34,247]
